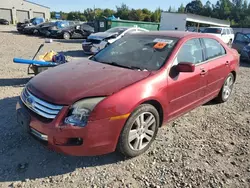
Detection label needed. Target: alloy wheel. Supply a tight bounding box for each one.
[223,75,234,100]
[128,112,156,151]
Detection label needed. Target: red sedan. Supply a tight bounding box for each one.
[16,31,239,157]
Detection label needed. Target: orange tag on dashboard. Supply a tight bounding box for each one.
[153,42,167,49]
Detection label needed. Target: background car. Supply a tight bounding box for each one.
[203,27,234,45]
[23,22,52,35]
[17,17,45,33]
[232,32,250,61]
[49,23,94,39]
[0,19,9,25]
[82,26,148,54]
[39,21,71,37]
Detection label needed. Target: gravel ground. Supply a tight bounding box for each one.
[0,25,249,188]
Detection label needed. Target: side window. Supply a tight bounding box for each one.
[222,29,226,34]
[226,29,230,35]
[203,38,226,60]
[235,33,249,42]
[176,39,203,64]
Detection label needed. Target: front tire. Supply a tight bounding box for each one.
[215,73,235,103]
[117,104,159,158]
[63,32,70,40]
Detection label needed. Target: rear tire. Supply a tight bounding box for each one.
[63,32,70,40]
[215,73,234,103]
[117,104,159,158]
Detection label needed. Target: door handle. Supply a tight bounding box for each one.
[200,69,207,75]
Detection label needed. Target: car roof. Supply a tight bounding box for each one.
[208,26,232,28]
[131,31,216,39]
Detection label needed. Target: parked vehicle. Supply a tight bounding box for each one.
[23,22,53,35]
[82,26,148,54]
[17,17,45,33]
[39,21,70,37]
[203,27,234,45]
[49,23,94,39]
[232,32,250,61]
[0,19,9,25]
[16,31,239,157]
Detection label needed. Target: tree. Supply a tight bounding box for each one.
[178,4,185,13]
[83,8,95,21]
[201,1,212,17]
[116,3,130,20]
[102,8,116,18]
[185,0,203,14]
[67,11,86,21]
[128,9,144,21]
[168,6,172,12]
[151,8,161,22]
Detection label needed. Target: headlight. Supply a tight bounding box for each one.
[64,97,105,127]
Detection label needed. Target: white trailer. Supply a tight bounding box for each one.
[159,12,230,31]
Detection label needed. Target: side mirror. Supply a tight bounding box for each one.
[177,62,195,72]
[76,25,80,30]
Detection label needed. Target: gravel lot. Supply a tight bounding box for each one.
[0,25,249,188]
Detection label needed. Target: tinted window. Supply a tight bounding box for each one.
[235,33,249,42]
[203,38,226,60]
[92,35,178,71]
[176,39,203,64]
[204,28,222,34]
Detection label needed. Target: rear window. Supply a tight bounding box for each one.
[92,35,179,71]
[203,28,222,34]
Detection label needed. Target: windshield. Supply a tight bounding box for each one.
[203,28,222,34]
[91,35,178,71]
[246,34,250,38]
[105,27,127,35]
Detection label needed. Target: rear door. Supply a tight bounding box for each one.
[201,38,230,99]
[232,32,250,53]
[167,38,209,119]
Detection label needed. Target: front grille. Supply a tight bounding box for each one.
[20,88,63,119]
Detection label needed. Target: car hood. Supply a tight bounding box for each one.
[88,32,117,40]
[27,59,150,105]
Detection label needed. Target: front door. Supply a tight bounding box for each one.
[167,38,208,120]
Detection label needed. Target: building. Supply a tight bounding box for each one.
[160,12,230,31]
[0,0,50,24]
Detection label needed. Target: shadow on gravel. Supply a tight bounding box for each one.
[54,39,86,44]
[240,61,250,68]
[58,50,88,58]
[0,30,20,35]
[203,100,218,106]
[0,78,30,87]
[0,96,124,183]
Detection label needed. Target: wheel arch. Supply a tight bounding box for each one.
[231,70,236,82]
[141,99,164,127]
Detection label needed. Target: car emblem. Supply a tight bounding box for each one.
[26,96,35,108]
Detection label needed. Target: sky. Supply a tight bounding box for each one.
[32,0,218,12]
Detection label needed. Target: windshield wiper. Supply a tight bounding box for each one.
[97,61,147,71]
